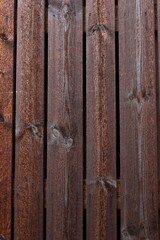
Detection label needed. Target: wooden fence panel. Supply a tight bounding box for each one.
[86,0,116,239]
[119,0,159,239]
[46,0,83,239]
[0,1,15,239]
[14,0,45,239]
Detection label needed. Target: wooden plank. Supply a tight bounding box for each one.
[157,1,160,235]
[46,0,83,239]
[14,0,45,239]
[86,0,116,239]
[0,1,15,239]
[119,0,159,239]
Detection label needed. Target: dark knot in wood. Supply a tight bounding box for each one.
[52,126,73,150]
[0,33,13,45]
[27,121,43,138]
[0,115,4,122]
[62,4,72,20]
[0,33,8,41]
[121,225,141,239]
[0,235,5,240]
[16,120,43,140]
[61,3,73,31]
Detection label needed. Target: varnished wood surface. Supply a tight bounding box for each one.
[119,0,159,239]
[0,1,159,239]
[14,0,45,239]
[47,0,83,239]
[86,0,116,239]
[0,1,15,239]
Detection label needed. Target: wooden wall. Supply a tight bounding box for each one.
[0,0,160,239]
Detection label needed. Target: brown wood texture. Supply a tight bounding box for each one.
[0,1,15,239]
[46,0,83,239]
[158,0,160,225]
[86,0,116,239]
[14,0,45,239]
[119,0,159,239]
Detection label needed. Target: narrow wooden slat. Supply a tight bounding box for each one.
[157,0,160,230]
[86,0,116,239]
[47,0,83,239]
[119,0,159,239]
[14,0,45,239]
[0,1,15,239]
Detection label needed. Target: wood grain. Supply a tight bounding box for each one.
[47,0,83,239]
[157,1,160,233]
[0,0,15,239]
[86,0,116,239]
[14,0,45,239]
[119,0,159,239]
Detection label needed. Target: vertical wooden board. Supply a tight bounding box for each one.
[157,1,160,233]
[0,1,15,239]
[86,0,116,239]
[14,0,45,239]
[47,0,83,240]
[119,0,159,239]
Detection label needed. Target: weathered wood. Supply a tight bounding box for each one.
[119,0,159,239]
[0,1,15,239]
[86,0,116,239]
[45,5,157,33]
[14,0,45,239]
[47,0,83,239]
[157,2,160,235]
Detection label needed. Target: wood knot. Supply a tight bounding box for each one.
[0,33,13,45]
[89,24,109,36]
[51,126,73,150]
[64,137,73,148]
[0,235,5,240]
[128,89,150,103]
[0,71,5,76]
[0,115,4,122]
[62,4,72,19]
[16,121,43,140]
[28,123,41,138]
[0,33,8,41]
[97,177,117,194]
[52,128,63,139]
[121,226,138,239]
[61,3,73,31]
[27,121,43,138]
